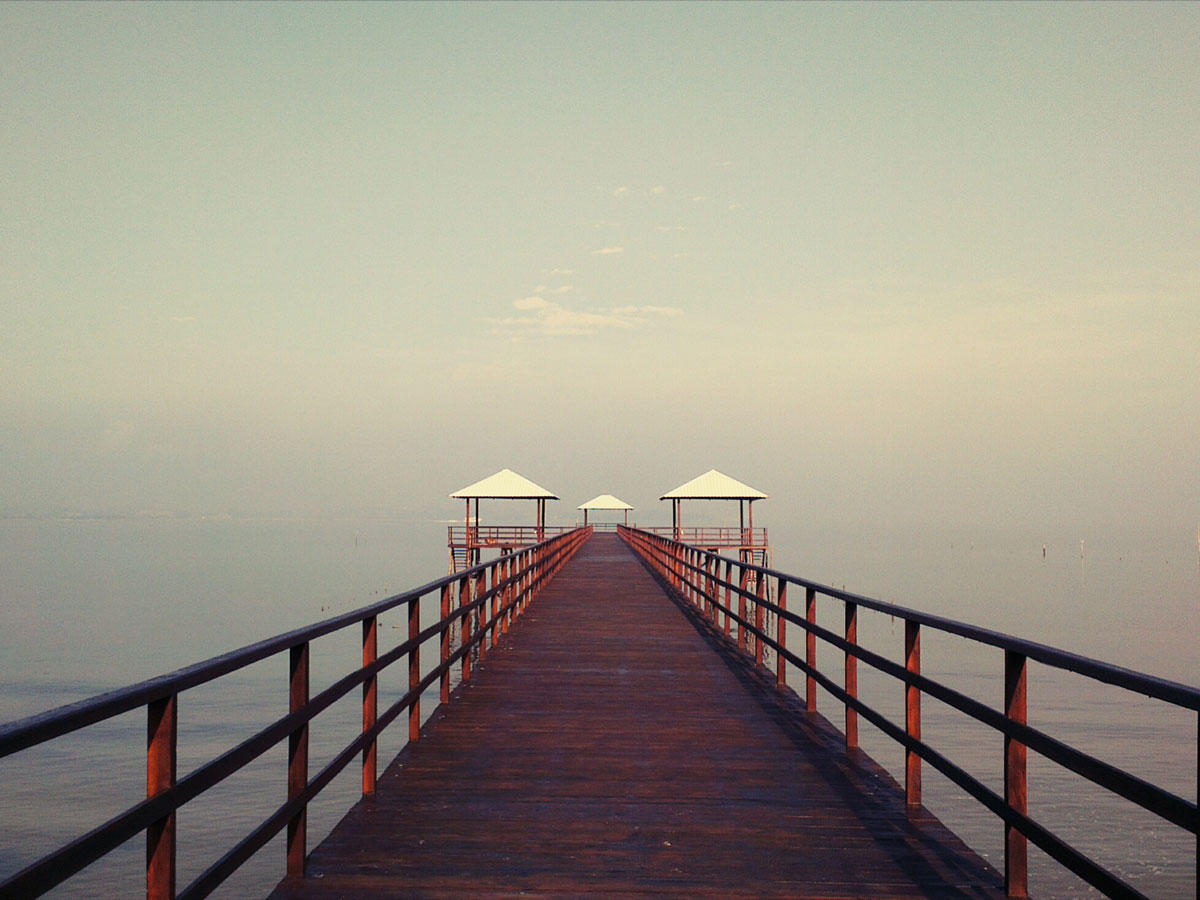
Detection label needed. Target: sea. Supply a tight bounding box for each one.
[1,515,1196,898]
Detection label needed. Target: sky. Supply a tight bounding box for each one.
[3,2,1198,533]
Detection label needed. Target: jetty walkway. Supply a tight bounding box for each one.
[268,534,1004,899]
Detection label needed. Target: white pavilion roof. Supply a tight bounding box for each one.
[660,469,767,501]
[450,469,558,500]
[578,494,634,511]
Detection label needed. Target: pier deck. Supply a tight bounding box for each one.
[269,533,1004,899]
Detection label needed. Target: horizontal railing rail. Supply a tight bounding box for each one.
[447,525,574,546]
[618,526,1199,900]
[0,527,593,899]
[644,526,768,547]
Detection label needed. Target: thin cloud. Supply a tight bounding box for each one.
[609,305,684,318]
[490,298,684,337]
[612,186,629,197]
[170,316,196,323]
[650,185,666,195]
[591,246,624,256]
[513,296,549,310]
[552,285,574,294]
[543,268,574,276]
[692,195,711,203]
[656,225,685,232]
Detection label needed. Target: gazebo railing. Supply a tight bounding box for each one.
[644,526,768,547]
[447,525,574,547]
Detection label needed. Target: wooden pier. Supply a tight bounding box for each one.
[268,534,1004,899]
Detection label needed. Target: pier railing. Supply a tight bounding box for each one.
[619,526,1200,900]
[0,527,592,899]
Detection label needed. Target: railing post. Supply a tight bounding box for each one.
[703,555,715,622]
[362,616,377,796]
[710,556,720,624]
[409,597,421,743]
[147,694,177,900]
[905,621,921,808]
[523,548,532,612]
[1004,650,1028,897]
[722,559,732,639]
[440,583,452,703]
[738,565,749,654]
[670,543,680,594]
[490,561,500,647]
[287,642,309,877]
[844,602,858,749]
[754,573,765,669]
[806,587,817,713]
[477,567,490,663]
[776,580,787,691]
[681,547,690,602]
[523,549,534,611]
[464,571,481,684]
[500,556,511,635]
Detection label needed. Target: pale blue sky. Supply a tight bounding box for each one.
[3,2,1197,530]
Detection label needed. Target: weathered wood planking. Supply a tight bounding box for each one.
[269,534,1005,899]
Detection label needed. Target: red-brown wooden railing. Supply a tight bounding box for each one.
[619,526,1200,900]
[0,527,592,899]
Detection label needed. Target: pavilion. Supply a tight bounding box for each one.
[577,494,633,528]
[447,469,560,572]
[658,469,769,565]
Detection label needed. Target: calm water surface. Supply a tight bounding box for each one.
[1,517,1196,898]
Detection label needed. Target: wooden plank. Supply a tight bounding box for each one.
[269,534,1004,899]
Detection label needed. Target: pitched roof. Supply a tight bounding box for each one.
[660,469,767,501]
[449,469,558,500]
[578,494,634,511]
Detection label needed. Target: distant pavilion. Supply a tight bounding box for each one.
[577,494,633,529]
[657,469,769,566]
[447,469,560,572]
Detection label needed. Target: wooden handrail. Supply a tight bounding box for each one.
[0,527,593,899]
[618,525,1199,900]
